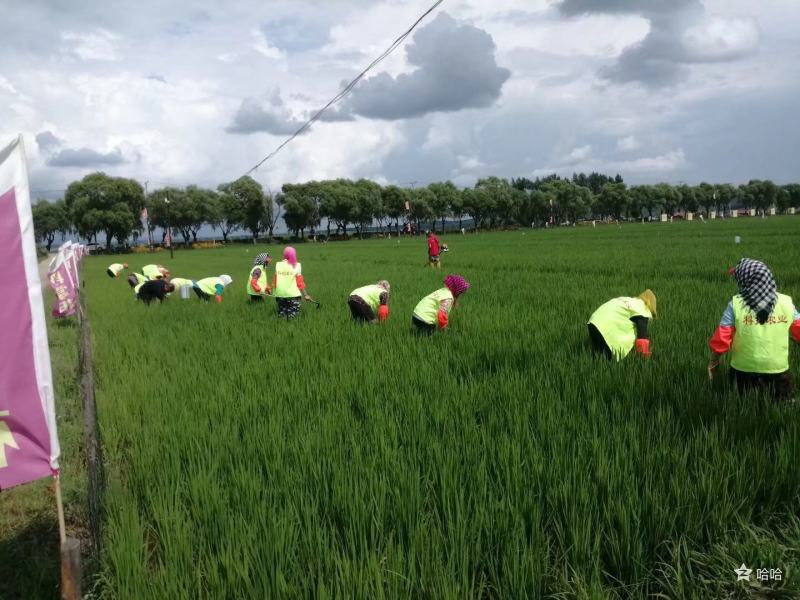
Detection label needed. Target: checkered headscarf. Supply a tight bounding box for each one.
[253,252,271,267]
[733,258,777,324]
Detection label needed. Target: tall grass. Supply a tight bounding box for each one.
[88,219,800,598]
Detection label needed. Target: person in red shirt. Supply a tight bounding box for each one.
[427,231,441,269]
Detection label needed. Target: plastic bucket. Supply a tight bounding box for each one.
[180,285,191,299]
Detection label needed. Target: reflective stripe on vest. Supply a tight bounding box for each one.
[247,266,268,296]
[413,288,454,325]
[142,265,161,280]
[274,260,301,298]
[730,293,794,374]
[587,297,652,361]
[351,285,383,311]
[196,277,222,296]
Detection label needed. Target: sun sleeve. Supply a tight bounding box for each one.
[709,301,736,354]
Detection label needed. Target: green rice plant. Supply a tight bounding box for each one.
[80,218,800,598]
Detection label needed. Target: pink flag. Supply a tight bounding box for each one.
[48,246,78,318]
[0,135,60,489]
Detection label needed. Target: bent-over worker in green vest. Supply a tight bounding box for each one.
[169,277,193,291]
[708,258,800,400]
[587,290,657,360]
[272,247,311,318]
[193,275,233,303]
[107,262,128,278]
[247,252,272,302]
[412,274,470,334]
[348,280,391,322]
[142,264,169,281]
[127,272,147,291]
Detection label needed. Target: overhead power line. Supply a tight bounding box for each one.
[243,0,446,177]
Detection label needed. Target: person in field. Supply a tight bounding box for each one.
[107,262,128,278]
[427,231,441,268]
[348,280,391,323]
[193,275,233,303]
[247,252,272,302]
[412,274,470,334]
[587,290,657,360]
[708,258,800,399]
[136,279,175,305]
[142,264,169,280]
[169,277,193,291]
[272,247,311,318]
[127,272,147,290]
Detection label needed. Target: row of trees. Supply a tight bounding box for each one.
[32,171,800,249]
[32,173,280,250]
[279,175,800,236]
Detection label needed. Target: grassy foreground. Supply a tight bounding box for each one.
[83,219,800,597]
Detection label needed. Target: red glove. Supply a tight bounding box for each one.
[437,309,449,329]
[215,294,222,303]
[634,338,651,358]
[378,305,389,321]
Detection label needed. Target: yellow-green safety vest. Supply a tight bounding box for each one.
[247,265,268,296]
[196,277,223,296]
[170,277,193,289]
[274,260,301,298]
[588,297,652,361]
[730,293,795,374]
[142,264,162,280]
[108,263,125,276]
[351,285,385,311]
[413,288,454,325]
[133,273,147,293]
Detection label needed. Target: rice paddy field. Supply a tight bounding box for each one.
[85,218,800,598]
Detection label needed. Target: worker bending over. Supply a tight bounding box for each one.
[348,281,391,322]
[709,258,800,400]
[193,275,233,303]
[107,262,128,278]
[587,290,657,360]
[142,264,169,280]
[412,274,470,334]
[137,280,175,305]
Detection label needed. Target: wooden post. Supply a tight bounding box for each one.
[55,476,82,600]
[60,538,82,600]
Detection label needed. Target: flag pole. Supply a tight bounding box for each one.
[54,473,66,544]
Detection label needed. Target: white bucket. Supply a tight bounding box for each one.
[735,236,741,244]
[180,285,191,299]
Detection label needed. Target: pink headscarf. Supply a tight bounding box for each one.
[444,274,470,298]
[283,246,297,267]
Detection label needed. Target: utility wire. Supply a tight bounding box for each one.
[243,0,446,177]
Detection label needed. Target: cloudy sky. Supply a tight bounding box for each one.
[2,0,798,199]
